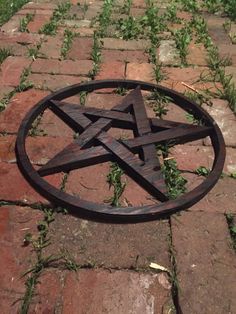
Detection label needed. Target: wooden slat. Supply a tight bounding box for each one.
[123,125,212,151]
[98,132,168,201]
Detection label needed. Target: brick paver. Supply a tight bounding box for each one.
[0,0,236,313]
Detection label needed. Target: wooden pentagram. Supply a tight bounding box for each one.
[16,80,225,222]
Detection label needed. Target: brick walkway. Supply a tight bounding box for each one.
[0,1,236,313]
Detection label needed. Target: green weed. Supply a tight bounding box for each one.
[19,13,34,32]
[0,47,11,64]
[148,90,172,118]
[40,2,71,35]
[89,32,102,79]
[107,162,126,207]
[203,0,222,14]
[162,158,187,199]
[61,29,76,59]
[195,166,211,176]
[120,0,132,15]
[225,213,236,250]
[97,0,114,37]
[16,67,34,92]
[174,26,192,65]
[0,0,29,26]
[222,0,236,21]
[117,16,142,40]
[180,0,199,13]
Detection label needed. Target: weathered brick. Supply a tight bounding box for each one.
[96,61,125,79]
[126,62,154,83]
[39,36,63,59]
[0,56,31,87]
[48,211,171,269]
[225,66,236,85]
[172,211,236,314]
[84,4,102,19]
[157,40,180,66]
[206,16,231,46]
[0,205,44,313]
[0,162,62,204]
[28,73,86,91]
[62,19,91,28]
[218,45,236,66]
[61,270,172,314]
[67,37,93,60]
[31,59,93,76]
[102,38,150,51]
[101,49,149,63]
[0,89,49,133]
[202,98,236,147]
[0,16,21,33]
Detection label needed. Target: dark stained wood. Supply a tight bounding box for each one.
[98,132,168,201]
[123,125,212,151]
[15,79,226,222]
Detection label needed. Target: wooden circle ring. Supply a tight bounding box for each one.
[15,80,225,222]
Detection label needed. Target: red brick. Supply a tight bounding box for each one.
[0,56,31,87]
[102,38,150,51]
[62,270,172,313]
[219,45,236,66]
[96,61,125,80]
[39,36,63,59]
[0,89,49,133]
[22,3,57,10]
[0,86,14,100]
[27,14,53,33]
[126,62,154,83]
[206,16,231,46]
[172,211,236,314]
[28,73,85,91]
[0,205,44,313]
[26,136,72,165]
[0,42,30,57]
[0,135,16,162]
[85,92,124,109]
[101,49,149,63]
[187,41,208,66]
[66,162,112,203]
[16,9,54,16]
[29,270,63,313]
[0,162,62,204]
[189,177,236,214]
[67,37,93,60]
[31,58,93,76]
[163,66,208,83]
[84,4,102,19]
[38,109,75,137]
[0,32,43,45]
[171,145,214,172]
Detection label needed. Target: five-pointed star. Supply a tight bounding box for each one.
[38,86,212,202]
